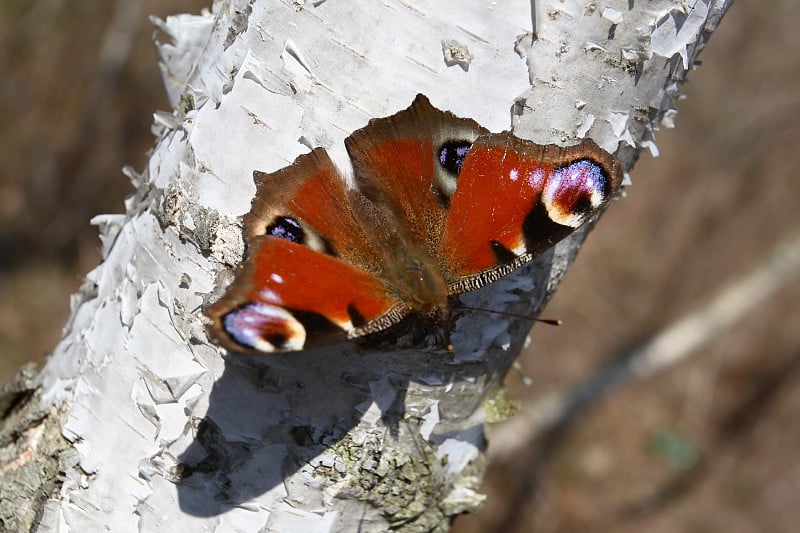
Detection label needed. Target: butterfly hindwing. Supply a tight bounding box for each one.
[245,148,383,275]
[345,95,488,257]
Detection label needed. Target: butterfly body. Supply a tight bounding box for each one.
[206,95,622,354]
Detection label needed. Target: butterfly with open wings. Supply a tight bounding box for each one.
[206,95,623,354]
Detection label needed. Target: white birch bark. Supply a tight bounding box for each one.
[0,1,731,531]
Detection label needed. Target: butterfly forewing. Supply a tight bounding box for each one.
[439,134,622,292]
[206,238,405,353]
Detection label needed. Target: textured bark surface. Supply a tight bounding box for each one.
[0,1,731,531]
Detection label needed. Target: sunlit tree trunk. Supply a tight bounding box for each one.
[0,1,731,531]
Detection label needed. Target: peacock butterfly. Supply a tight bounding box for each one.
[206,95,623,354]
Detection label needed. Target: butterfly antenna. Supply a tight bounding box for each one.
[460,305,562,326]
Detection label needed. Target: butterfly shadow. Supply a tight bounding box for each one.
[175,248,562,517]
[173,341,482,517]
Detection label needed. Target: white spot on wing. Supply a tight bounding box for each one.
[258,287,282,304]
[527,168,546,190]
[511,241,526,255]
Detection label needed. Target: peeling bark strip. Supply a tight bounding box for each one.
[0,1,731,531]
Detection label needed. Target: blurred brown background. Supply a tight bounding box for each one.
[1,2,798,532]
[0,0,209,373]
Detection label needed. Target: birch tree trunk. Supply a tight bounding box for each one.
[0,1,731,531]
